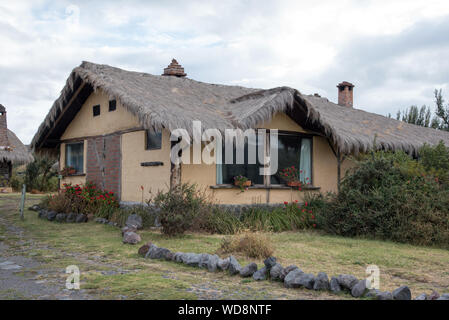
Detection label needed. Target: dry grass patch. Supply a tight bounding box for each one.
[218,232,274,259]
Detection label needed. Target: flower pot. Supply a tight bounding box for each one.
[235,180,251,187]
[287,181,302,187]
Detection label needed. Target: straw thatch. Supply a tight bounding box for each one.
[1,129,34,164]
[32,61,449,155]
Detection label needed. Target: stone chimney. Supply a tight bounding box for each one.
[162,59,187,77]
[0,105,9,147]
[337,81,354,108]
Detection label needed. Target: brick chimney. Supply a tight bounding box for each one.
[337,81,354,108]
[0,105,9,147]
[162,59,187,77]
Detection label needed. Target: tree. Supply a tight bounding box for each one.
[395,105,439,128]
[435,89,449,131]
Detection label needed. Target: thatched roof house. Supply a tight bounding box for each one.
[30,60,449,204]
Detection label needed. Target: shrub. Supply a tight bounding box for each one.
[218,232,274,259]
[47,193,72,213]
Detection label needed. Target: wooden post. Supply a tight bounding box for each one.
[337,150,341,194]
[19,184,26,221]
[170,162,181,192]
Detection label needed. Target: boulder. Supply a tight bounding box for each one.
[270,263,284,281]
[95,217,108,224]
[138,242,152,256]
[182,253,202,267]
[392,286,411,300]
[280,265,298,281]
[330,277,342,293]
[207,255,219,272]
[376,291,393,300]
[240,263,258,277]
[437,293,449,300]
[165,251,174,261]
[122,231,141,245]
[253,266,268,281]
[125,214,143,229]
[29,205,40,211]
[38,209,48,219]
[428,290,440,300]
[337,274,358,290]
[228,256,242,275]
[351,279,368,297]
[149,246,171,259]
[217,257,230,271]
[66,213,77,223]
[263,257,277,270]
[414,293,427,300]
[47,211,57,221]
[365,289,381,299]
[198,254,211,269]
[75,214,87,223]
[296,273,315,289]
[313,272,330,291]
[55,213,67,223]
[173,252,184,263]
[284,268,304,288]
[121,226,137,236]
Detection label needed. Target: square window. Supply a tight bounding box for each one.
[146,130,162,150]
[93,105,100,117]
[109,100,116,112]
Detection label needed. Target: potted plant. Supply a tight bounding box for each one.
[234,175,251,191]
[61,166,76,177]
[281,166,303,187]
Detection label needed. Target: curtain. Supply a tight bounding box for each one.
[66,143,84,173]
[299,138,312,184]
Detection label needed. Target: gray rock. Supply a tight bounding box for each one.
[253,266,268,281]
[95,217,107,224]
[437,293,449,300]
[207,255,219,272]
[428,290,440,300]
[284,268,304,288]
[313,272,330,291]
[376,291,393,300]
[264,257,277,270]
[66,212,77,223]
[351,279,368,297]
[47,211,57,221]
[392,286,411,300]
[149,247,170,259]
[75,213,87,223]
[164,251,174,261]
[173,252,184,263]
[296,273,315,289]
[55,213,67,223]
[182,253,202,267]
[365,289,381,299]
[270,263,284,281]
[198,254,212,269]
[330,277,342,293]
[337,274,359,290]
[38,209,48,219]
[414,293,427,300]
[217,257,230,271]
[280,265,298,281]
[125,214,142,229]
[29,205,40,211]
[228,256,242,275]
[240,263,258,277]
[122,231,141,245]
[121,225,137,236]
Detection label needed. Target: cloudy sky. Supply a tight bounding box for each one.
[1,0,449,144]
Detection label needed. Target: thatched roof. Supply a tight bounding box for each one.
[31,61,449,155]
[1,129,34,164]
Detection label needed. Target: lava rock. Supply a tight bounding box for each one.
[351,279,368,297]
[122,231,141,245]
[393,286,411,300]
[240,263,258,277]
[253,266,268,281]
[313,272,330,291]
[284,268,304,288]
[47,211,57,221]
[75,214,87,223]
[38,209,48,219]
[330,277,342,293]
[297,273,315,289]
[414,293,427,300]
[263,257,277,270]
[207,255,219,272]
[270,263,284,281]
[125,214,143,229]
[228,256,242,275]
[217,257,230,271]
[280,265,298,281]
[138,242,152,256]
[55,213,67,223]
[337,274,359,290]
[182,253,202,267]
[66,212,77,223]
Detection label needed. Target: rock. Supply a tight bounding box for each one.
[240,263,258,277]
[55,213,67,223]
[365,289,381,299]
[376,291,393,300]
[182,253,202,267]
[337,274,358,290]
[263,257,277,270]
[437,293,449,300]
[66,213,77,223]
[351,279,368,297]
[392,286,411,300]
[280,265,298,281]
[313,272,330,291]
[330,277,342,293]
[228,256,242,275]
[414,293,427,300]
[125,214,142,229]
[270,263,284,281]
[138,242,152,256]
[149,247,171,259]
[173,252,184,263]
[217,257,230,271]
[47,211,57,221]
[29,204,40,211]
[198,254,212,269]
[253,266,268,281]
[165,251,174,261]
[122,231,141,245]
[284,268,304,288]
[121,226,137,236]
[38,209,48,219]
[75,214,87,223]
[428,290,440,300]
[95,217,108,224]
[296,273,315,289]
[207,255,219,272]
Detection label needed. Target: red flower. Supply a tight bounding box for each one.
[313,224,316,228]
[294,200,298,203]
[311,215,315,219]
[284,201,288,205]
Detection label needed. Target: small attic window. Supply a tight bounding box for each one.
[109,100,116,112]
[93,105,100,117]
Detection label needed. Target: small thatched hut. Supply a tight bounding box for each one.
[30,60,449,204]
[0,104,34,187]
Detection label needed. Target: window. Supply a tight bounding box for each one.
[216,130,312,186]
[109,100,116,112]
[146,130,162,150]
[65,142,84,174]
[93,105,100,117]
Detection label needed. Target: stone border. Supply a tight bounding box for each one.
[30,205,88,224]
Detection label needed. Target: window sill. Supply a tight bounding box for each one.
[210,184,320,191]
[64,173,86,177]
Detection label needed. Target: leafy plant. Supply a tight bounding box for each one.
[233,175,250,192]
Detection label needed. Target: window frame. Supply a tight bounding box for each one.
[109,100,116,112]
[93,104,100,117]
[65,141,84,174]
[145,129,162,150]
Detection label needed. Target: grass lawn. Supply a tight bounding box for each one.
[1,193,448,300]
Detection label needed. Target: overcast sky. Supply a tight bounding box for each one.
[1,0,449,144]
